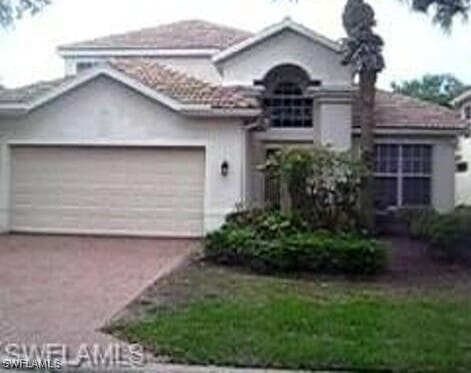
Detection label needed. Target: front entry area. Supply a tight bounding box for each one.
[10,146,205,237]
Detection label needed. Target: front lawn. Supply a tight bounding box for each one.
[108,261,471,372]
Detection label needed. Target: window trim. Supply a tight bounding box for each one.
[464,105,471,120]
[76,61,98,73]
[374,143,433,209]
[263,81,313,128]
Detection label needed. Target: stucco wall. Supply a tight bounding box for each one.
[0,76,246,233]
[65,56,222,83]
[318,101,352,151]
[218,30,352,86]
[247,133,457,212]
[453,99,471,205]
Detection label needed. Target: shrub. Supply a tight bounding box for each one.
[397,208,440,240]
[400,207,471,262]
[259,145,364,232]
[226,208,308,239]
[205,223,387,275]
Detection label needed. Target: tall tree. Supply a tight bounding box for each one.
[391,74,466,106]
[0,0,50,28]
[407,0,470,30]
[342,0,385,232]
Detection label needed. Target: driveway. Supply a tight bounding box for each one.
[0,234,197,354]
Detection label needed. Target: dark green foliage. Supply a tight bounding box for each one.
[408,0,470,30]
[342,0,385,73]
[400,207,471,261]
[225,208,308,239]
[398,207,440,239]
[259,146,364,232]
[0,0,50,28]
[205,211,387,275]
[391,74,466,107]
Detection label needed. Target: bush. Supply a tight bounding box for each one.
[400,207,471,262]
[205,221,387,275]
[397,208,440,240]
[225,208,308,239]
[259,146,364,232]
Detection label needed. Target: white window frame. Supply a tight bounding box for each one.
[374,144,432,208]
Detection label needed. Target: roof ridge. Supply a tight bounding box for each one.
[59,19,252,51]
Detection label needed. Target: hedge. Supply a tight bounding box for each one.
[205,224,387,275]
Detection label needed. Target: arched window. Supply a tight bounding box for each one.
[262,65,313,128]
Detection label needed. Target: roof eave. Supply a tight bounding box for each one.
[450,89,471,107]
[181,107,261,118]
[213,17,342,65]
[352,126,466,136]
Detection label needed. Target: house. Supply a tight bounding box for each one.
[451,90,471,205]
[0,18,465,237]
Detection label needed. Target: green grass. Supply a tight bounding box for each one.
[110,265,471,372]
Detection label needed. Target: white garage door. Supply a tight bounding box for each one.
[11,146,205,237]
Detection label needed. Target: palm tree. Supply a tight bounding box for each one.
[0,0,50,28]
[409,0,470,31]
[342,0,384,232]
[341,0,467,232]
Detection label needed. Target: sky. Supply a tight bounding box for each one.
[0,0,470,89]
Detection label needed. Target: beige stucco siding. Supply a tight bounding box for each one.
[65,56,222,84]
[218,30,352,86]
[0,76,246,234]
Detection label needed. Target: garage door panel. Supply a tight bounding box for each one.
[11,147,205,236]
[14,186,204,208]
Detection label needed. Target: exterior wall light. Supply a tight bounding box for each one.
[221,161,229,176]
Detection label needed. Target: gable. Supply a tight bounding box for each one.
[0,62,259,118]
[216,28,351,86]
[5,76,179,140]
[3,75,245,144]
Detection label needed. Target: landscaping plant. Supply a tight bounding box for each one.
[400,206,471,262]
[259,145,364,232]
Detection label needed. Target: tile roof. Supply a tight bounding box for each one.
[110,58,258,109]
[0,77,70,103]
[60,20,253,50]
[0,61,464,129]
[353,90,465,130]
[0,59,258,110]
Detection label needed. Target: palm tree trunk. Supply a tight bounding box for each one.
[359,70,377,233]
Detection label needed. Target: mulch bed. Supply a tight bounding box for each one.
[380,236,471,289]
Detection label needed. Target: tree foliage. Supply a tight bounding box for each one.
[0,0,50,28]
[391,74,466,106]
[260,146,364,232]
[407,0,470,30]
[342,0,385,74]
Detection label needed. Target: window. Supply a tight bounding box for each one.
[263,82,313,128]
[374,144,432,209]
[262,65,313,128]
[464,105,471,120]
[76,62,97,72]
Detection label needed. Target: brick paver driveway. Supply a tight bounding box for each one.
[0,234,197,353]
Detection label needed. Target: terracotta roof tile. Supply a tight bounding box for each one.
[0,63,464,129]
[60,20,252,50]
[0,77,71,103]
[110,58,258,109]
[353,90,465,130]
